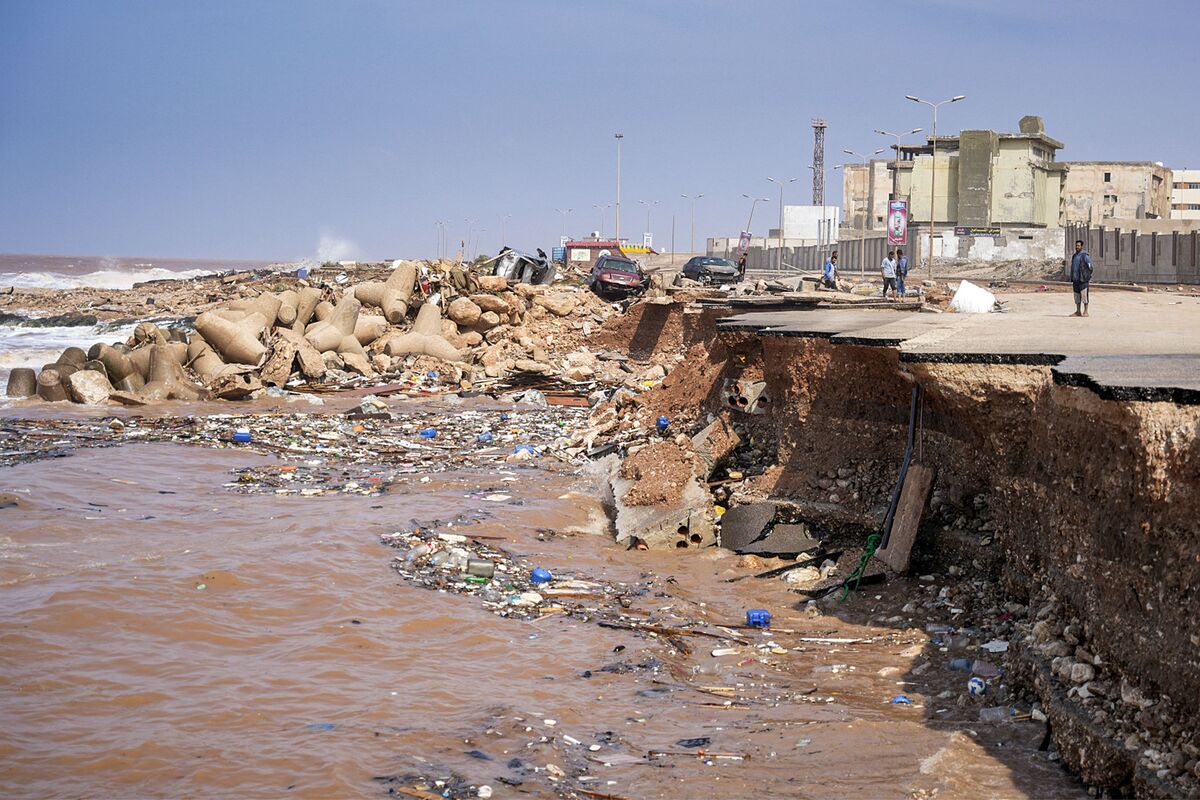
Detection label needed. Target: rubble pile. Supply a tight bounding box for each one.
[4,259,633,406]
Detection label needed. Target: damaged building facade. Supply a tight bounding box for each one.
[1062,161,1171,223]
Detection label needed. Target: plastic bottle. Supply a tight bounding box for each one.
[949,657,972,671]
[231,428,252,443]
[419,428,437,439]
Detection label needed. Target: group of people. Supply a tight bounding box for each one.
[821,248,910,299]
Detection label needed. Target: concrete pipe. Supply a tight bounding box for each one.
[36,368,70,402]
[381,261,418,324]
[291,287,322,332]
[194,311,268,366]
[276,289,299,326]
[57,347,87,367]
[6,367,37,397]
[91,343,137,382]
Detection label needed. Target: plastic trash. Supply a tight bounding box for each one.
[477,431,494,444]
[967,676,987,696]
[972,659,1003,678]
[513,444,537,456]
[231,428,252,443]
[745,608,771,628]
[466,559,495,578]
[891,695,912,705]
[655,415,669,434]
[530,567,552,584]
[296,266,309,280]
[949,280,997,313]
[419,427,437,439]
[949,657,973,671]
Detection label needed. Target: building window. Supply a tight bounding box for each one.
[1103,171,1112,182]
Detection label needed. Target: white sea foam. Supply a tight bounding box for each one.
[0,322,139,391]
[0,267,215,290]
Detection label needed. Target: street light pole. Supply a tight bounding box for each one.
[499,213,512,247]
[614,133,624,243]
[740,193,770,268]
[905,94,965,277]
[767,177,798,271]
[592,204,610,238]
[874,127,923,201]
[638,200,659,246]
[842,149,885,276]
[681,193,703,254]
[554,208,572,243]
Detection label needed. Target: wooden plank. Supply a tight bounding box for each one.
[875,463,935,574]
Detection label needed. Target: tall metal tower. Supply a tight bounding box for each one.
[811,119,827,207]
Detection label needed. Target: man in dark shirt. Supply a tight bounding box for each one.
[1070,239,1093,317]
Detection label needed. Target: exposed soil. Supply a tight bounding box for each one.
[616,439,701,507]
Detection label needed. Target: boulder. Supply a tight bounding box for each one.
[447,297,482,326]
[477,275,508,291]
[534,293,577,316]
[469,294,509,314]
[475,311,501,331]
[67,369,113,404]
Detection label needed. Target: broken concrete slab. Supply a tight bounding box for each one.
[875,463,935,574]
[718,502,776,551]
[737,523,821,556]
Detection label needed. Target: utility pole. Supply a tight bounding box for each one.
[874,127,923,201]
[740,193,769,269]
[767,177,798,271]
[499,213,512,247]
[680,193,703,254]
[592,204,610,238]
[906,94,965,277]
[842,149,885,276]
[614,133,624,243]
[638,200,659,245]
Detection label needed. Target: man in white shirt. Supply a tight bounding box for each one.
[880,250,898,299]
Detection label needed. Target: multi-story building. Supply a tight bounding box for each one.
[1172,169,1200,220]
[1062,162,1171,222]
[840,161,890,231]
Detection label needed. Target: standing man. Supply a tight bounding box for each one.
[1070,239,1093,317]
[737,252,747,281]
[880,249,898,299]
[895,248,908,297]
[822,250,840,290]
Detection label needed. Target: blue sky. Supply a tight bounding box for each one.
[1,0,1196,261]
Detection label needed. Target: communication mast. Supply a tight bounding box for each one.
[811,118,827,207]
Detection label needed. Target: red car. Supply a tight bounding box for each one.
[588,254,649,297]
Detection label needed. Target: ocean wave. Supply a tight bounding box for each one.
[0,322,139,385]
[0,267,216,290]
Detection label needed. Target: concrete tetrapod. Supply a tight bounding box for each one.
[291,287,322,333]
[353,314,388,346]
[381,260,418,324]
[305,295,361,353]
[276,289,299,326]
[351,281,386,309]
[89,343,137,382]
[140,344,202,401]
[56,347,87,368]
[383,302,463,363]
[186,333,250,383]
[226,293,282,330]
[195,311,268,366]
[36,368,70,402]
[6,367,37,397]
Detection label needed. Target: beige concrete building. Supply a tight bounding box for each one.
[1062,162,1171,223]
[841,161,891,231]
[1172,169,1200,220]
[888,116,1067,228]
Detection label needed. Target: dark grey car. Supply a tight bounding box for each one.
[679,256,740,285]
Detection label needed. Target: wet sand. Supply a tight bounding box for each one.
[0,435,1084,798]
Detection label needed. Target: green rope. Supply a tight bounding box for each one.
[839,533,882,602]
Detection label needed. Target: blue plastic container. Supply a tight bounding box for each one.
[296,267,309,280]
[514,444,536,456]
[746,608,771,628]
[477,431,494,444]
[530,567,553,584]
[231,429,252,443]
[655,415,669,434]
[419,428,437,439]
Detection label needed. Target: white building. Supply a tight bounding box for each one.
[1172,169,1200,220]
[783,205,842,244]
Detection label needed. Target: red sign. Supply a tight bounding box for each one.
[737,231,752,255]
[887,200,908,246]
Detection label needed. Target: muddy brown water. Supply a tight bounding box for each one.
[0,435,1085,798]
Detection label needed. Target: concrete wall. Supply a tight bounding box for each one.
[989,138,1064,226]
[1068,222,1200,283]
[1064,162,1172,223]
[905,153,959,226]
[957,131,997,227]
[841,162,891,230]
[738,235,893,274]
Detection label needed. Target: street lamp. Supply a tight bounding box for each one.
[614,133,624,243]
[554,208,572,243]
[874,127,923,201]
[499,213,512,247]
[767,176,798,271]
[592,204,610,238]
[680,193,704,254]
[435,220,447,260]
[463,218,475,262]
[740,193,770,268]
[637,200,659,246]
[905,94,966,276]
[842,149,886,276]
